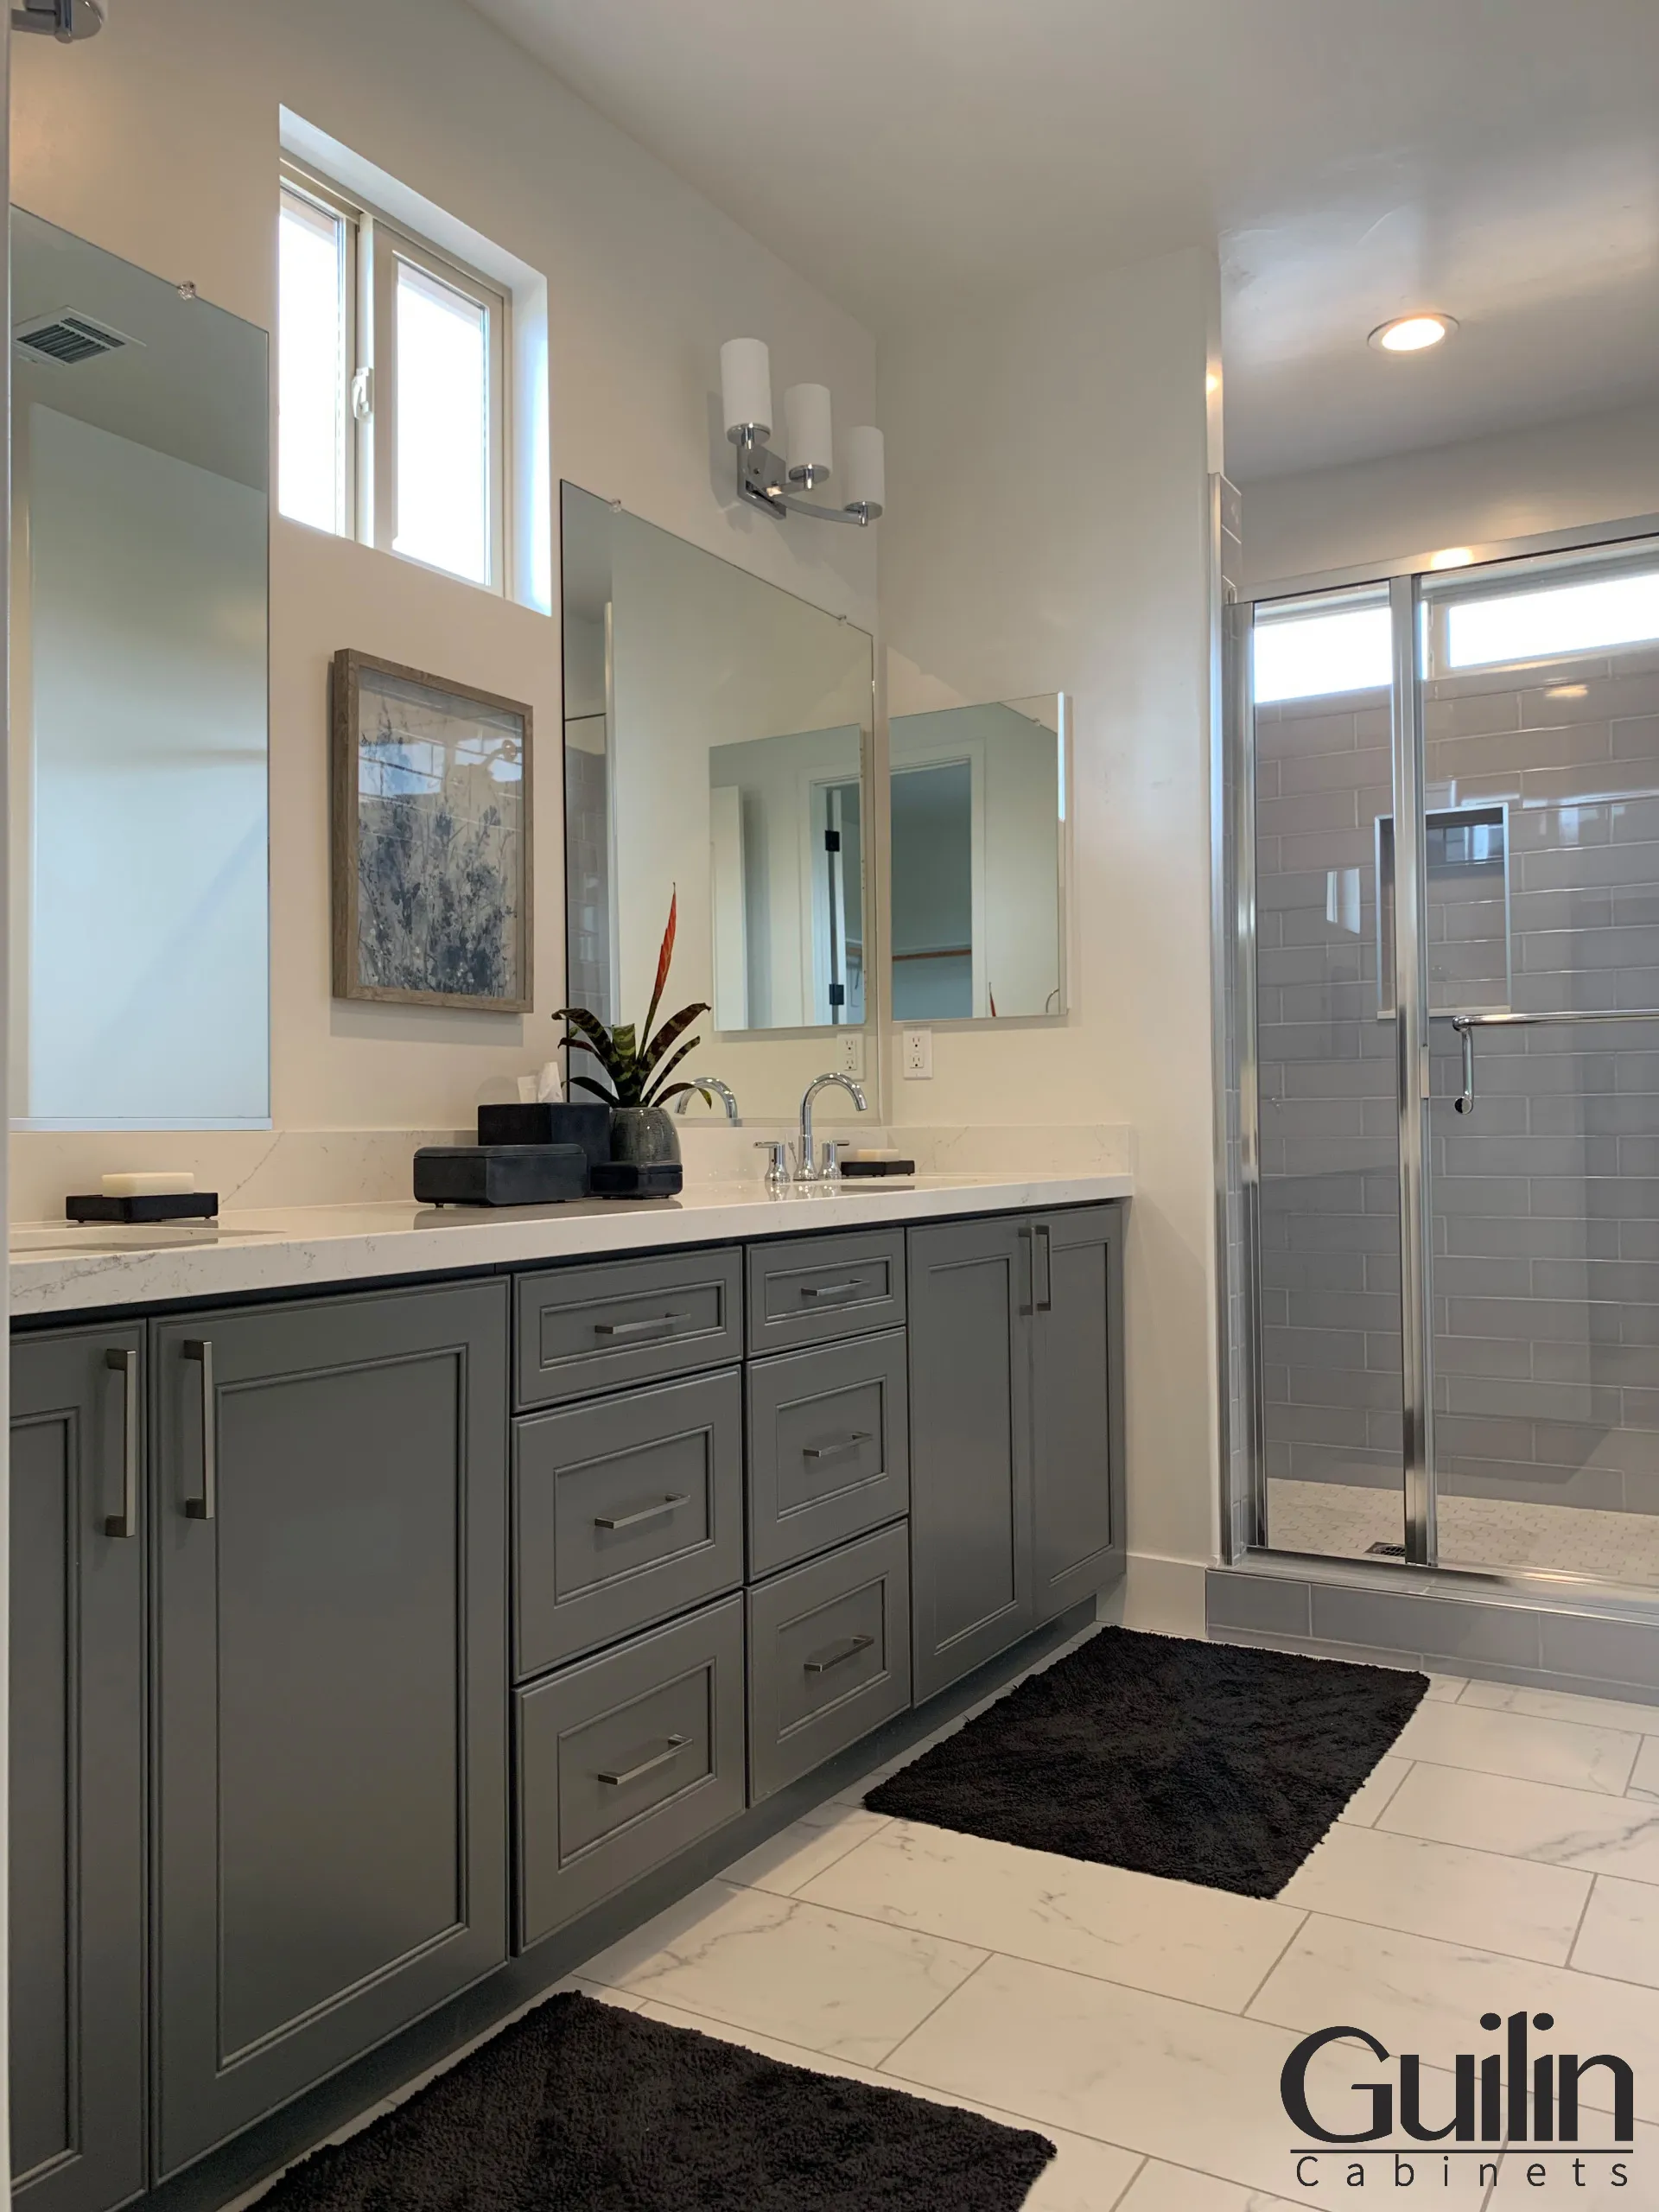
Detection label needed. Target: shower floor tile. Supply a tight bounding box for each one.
[1268,1476,1659,1584]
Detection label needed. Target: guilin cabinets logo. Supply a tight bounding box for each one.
[1281,2012,1635,2193]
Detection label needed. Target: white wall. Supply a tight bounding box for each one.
[1242,399,1659,591]
[878,246,1223,1573]
[9,0,876,1191]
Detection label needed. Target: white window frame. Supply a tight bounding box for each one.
[279,158,511,594]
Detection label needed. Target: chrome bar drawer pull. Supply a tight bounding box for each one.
[1034,1224,1053,1312]
[593,1312,690,1341]
[105,1347,138,1539]
[802,1432,872,1465]
[593,1493,690,1533]
[597,1735,690,1788]
[798,1281,861,1304]
[804,1632,874,1676]
[181,1340,216,1522]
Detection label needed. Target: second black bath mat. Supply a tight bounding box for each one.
[253,1992,1056,2212]
[865,1628,1427,1897]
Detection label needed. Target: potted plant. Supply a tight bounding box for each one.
[555,892,710,1166]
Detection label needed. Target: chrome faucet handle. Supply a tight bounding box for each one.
[754,1139,791,1189]
[818,1139,845,1182]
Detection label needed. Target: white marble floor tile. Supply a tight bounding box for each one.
[1380,1761,1659,1883]
[1460,1679,1659,1738]
[1487,2122,1652,2207]
[576,1878,987,2067]
[1572,1874,1659,1989]
[1338,1755,1411,1828]
[879,1951,1483,2203]
[718,1803,891,1897]
[1279,1822,1592,1965]
[1250,1915,1659,2125]
[796,1817,1306,2010]
[1625,1734,1659,1802]
[1116,2162,1307,2212]
[1393,1700,1641,1795]
[1426,1675,1469,1703]
[633,1997,1146,2212]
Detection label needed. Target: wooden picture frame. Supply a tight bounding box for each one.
[331,649,534,1013]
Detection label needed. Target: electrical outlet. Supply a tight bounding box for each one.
[902,1027,933,1079]
[837,1033,865,1078]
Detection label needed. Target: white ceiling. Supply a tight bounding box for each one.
[469,0,1659,481]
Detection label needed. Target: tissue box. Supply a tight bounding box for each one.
[414,1145,588,1208]
[476,1101,612,1172]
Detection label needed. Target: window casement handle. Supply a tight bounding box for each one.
[593,1494,690,1534]
[351,365,374,423]
[597,1736,689,1788]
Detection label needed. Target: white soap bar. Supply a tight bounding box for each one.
[845,1147,902,1162]
[101,1171,196,1198]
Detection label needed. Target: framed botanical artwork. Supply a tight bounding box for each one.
[331,650,533,1012]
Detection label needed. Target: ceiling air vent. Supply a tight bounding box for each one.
[14,308,137,367]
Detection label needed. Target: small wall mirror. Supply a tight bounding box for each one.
[888,695,1069,1021]
[562,481,875,1117]
[10,207,270,1128]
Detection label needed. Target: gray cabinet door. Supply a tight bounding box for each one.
[906,1217,1034,1701]
[747,1230,906,1355]
[151,1281,510,2179]
[11,1325,145,2212]
[515,1248,743,1409]
[1031,1205,1126,1619]
[747,1332,909,1578]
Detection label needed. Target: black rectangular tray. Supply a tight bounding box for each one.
[414,1145,588,1207]
[67,1192,219,1224]
[840,1160,916,1179]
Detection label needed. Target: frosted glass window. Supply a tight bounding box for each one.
[393,256,491,586]
[278,184,350,533]
[1254,604,1392,703]
[1446,569,1659,670]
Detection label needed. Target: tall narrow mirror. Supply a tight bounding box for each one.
[888,695,1069,1021]
[10,207,270,1128]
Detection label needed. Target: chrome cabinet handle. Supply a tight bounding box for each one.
[802,1432,872,1465]
[799,1281,860,1304]
[593,1312,690,1341]
[1453,1019,1476,1115]
[804,1632,874,1676]
[597,1735,689,1788]
[593,1493,690,1533]
[105,1347,138,1539]
[181,1340,215,1521]
[1033,1224,1053,1313]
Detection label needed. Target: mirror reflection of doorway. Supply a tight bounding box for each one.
[891,760,973,1019]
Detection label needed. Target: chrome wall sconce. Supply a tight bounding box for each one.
[721,338,884,528]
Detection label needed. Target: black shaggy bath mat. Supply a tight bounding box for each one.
[254,1991,1057,2212]
[866,1627,1427,1897]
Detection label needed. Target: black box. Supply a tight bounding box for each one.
[588,1161,683,1199]
[66,1192,220,1224]
[476,1101,612,1173]
[414,1145,588,1208]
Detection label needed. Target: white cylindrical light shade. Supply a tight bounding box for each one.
[842,425,885,512]
[721,337,772,436]
[785,383,833,479]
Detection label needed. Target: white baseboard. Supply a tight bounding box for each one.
[1100,1554,1209,1638]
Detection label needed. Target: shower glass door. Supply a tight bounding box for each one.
[1248,532,1659,1585]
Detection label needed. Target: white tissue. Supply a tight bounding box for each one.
[535,1061,564,1103]
[516,1074,538,1103]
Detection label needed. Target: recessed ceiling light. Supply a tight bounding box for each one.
[1370,313,1459,354]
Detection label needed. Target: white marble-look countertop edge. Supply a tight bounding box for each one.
[9,1170,1135,1319]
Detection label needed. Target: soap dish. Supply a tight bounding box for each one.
[840,1159,916,1179]
[67,1192,219,1224]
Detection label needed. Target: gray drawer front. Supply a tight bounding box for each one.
[514,1597,745,1950]
[747,1523,912,1802]
[748,1332,910,1578]
[515,1247,743,1408]
[747,1230,906,1354]
[514,1370,743,1678]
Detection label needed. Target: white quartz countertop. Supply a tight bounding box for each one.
[8,1169,1134,1319]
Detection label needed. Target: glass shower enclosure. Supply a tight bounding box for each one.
[1233,533,1659,1584]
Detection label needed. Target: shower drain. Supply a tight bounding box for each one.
[1366,1541,1408,1558]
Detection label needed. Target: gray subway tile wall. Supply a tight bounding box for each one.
[1256,645,1659,1572]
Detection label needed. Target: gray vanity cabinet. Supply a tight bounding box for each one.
[1030,1205,1125,1618]
[906,1215,1036,1701]
[149,1282,510,2180]
[10,1325,146,2212]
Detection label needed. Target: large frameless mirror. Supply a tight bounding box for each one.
[887,695,1069,1021]
[10,207,270,1129]
[562,481,876,1120]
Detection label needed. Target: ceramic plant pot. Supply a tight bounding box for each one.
[608,1104,682,1167]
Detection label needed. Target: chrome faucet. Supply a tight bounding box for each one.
[797,1072,867,1182]
[674,1077,740,1123]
